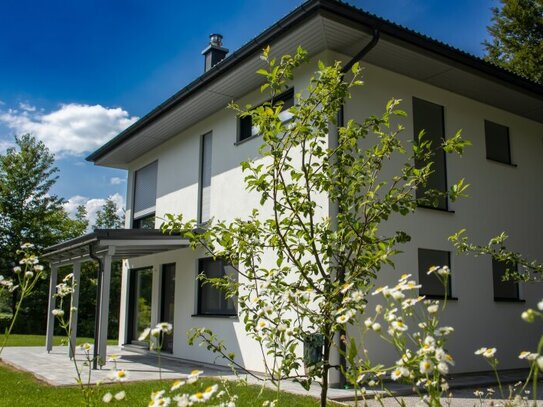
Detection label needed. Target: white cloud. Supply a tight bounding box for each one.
[110,176,126,185]
[64,193,125,229]
[0,103,138,157]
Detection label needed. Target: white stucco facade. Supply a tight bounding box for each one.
[113,46,543,377]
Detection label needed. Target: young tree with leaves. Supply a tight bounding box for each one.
[484,0,543,83]
[94,197,124,229]
[162,48,469,406]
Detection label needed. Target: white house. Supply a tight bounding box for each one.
[43,0,543,382]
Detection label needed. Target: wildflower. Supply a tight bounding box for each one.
[519,351,538,361]
[474,390,484,397]
[151,328,161,337]
[21,243,34,249]
[435,326,454,336]
[203,384,219,397]
[427,266,439,274]
[80,343,92,352]
[436,348,455,365]
[114,391,126,401]
[538,356,543,370]
[13,266,21,273]
[521,309,535,323]
[427,304,439,314]
[438,266,450,276]
[52,309,64,317]
[24,271,34,278]
[420,360,434,374]
[475,347,497,358]
[173,394,191,407]
[372,286,389,296]
[391,320,408,332]
[371,322,381,332]
[538,299,543,311]
[375,304,383,313]
[102,392,113,403]
[107,354,120,362]
[391,289,405,301]
[113,369,128,382]
[171,379,185,391]
[187,369,203,384]
[63,273,73,282]
[391,367,409,381]
[350,290,364,302]
[277,323,287,332]
[157,322,173,334]
[437,362,449,374]
[139,327,151,341]
[364,318,372,328]
[190,392,209,403]
[34,264,44,272]
[336,314,350,324]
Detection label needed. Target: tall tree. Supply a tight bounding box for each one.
[94,198,124,229]
[0,134,86,330]
[484,0,543,83]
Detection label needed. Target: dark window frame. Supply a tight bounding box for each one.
[418,248,453,299]
[133,213,155,229]
[237,88,295,144]
[413,97,449,211]
[196,257,238,317]
[484,120,515,166]
[492,258,521,301]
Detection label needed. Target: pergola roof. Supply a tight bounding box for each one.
[42,229,189,266]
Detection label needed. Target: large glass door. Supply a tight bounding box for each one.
[128,267,153,345]
[160,264,175,353]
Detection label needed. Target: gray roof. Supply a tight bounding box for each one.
[87,0,543,168]
[42,229,188,265]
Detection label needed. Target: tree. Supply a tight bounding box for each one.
[94,197,124,229]
[484,0,543,83]
[163,48,469,406]
[0,134,87,332]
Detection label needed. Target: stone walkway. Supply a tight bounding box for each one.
[1,346,540,405]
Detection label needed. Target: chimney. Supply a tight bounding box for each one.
[202,34,229,72]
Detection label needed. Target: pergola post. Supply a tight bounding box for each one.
[97,248,114,365]
[45,265,58,352]
[68,261,81,359]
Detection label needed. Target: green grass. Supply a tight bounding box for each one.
[1,334,117,347]
[0,362,330,406]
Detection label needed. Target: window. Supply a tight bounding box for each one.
[133,161,158,228]
[413,98,448,210]
[492,258,520,300]
[485,120,512,165]
[238,88,294,142]
[418,249,452,298]
[198,132,213,224]
[197,258,237,316]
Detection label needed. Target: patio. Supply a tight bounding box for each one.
[0,345,231,386]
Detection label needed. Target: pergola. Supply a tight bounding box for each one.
[41,229,188,367]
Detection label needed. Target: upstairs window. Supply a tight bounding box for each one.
[238,88,294,142]
[492,258,520,301]
[418,248,452,298]
[198,132,213,224]
[133,161,158,228]
[485,120,512,165]
[413,97,448,210]
[197,258,237,316]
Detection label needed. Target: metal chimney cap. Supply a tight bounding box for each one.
[209,33,223,47]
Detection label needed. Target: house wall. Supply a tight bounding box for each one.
[119,49,543,374]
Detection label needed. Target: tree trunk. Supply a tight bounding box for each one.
[320,335,331,407]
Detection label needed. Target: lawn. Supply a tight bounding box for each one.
[0,362,330,406]
[2,334,117,347]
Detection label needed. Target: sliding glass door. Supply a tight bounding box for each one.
[128,267,153,345]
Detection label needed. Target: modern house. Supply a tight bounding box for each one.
[43,0,543,382]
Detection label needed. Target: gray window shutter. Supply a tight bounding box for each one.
[200,132,212,223]
[133,161,158,218]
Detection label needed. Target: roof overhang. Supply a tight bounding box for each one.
[42,229,189,266]
[87,0,543,169]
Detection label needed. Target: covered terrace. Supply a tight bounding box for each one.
[41,229,188,367]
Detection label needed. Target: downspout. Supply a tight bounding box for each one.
[334,28,380,389]
[89,242,102,370]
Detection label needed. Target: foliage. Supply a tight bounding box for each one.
[0,134,87,332]
[162,47,469,406]
[94,198,124,229]
[449,230,543,282]
[484,0,543,83]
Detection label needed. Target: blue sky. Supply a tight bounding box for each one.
[0,0,494,220]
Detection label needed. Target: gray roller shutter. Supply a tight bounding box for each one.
[133,161,158,218]
[199,132,212,223]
